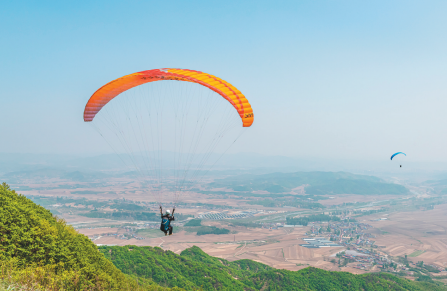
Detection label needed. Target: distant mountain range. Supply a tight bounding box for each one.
[207,171,409,195]
[2,152,447,183]
[0,153,411,196]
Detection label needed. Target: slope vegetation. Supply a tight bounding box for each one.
[0,182,170,290]
[101,245,445,291]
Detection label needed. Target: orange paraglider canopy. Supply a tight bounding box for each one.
[84,68,254,127]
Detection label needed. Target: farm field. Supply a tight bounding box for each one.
[10,174,447,275]
[367,204,447,268]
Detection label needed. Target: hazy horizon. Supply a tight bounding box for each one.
[2,152,447,181]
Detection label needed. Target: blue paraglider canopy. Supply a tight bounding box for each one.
[390,152,406,160]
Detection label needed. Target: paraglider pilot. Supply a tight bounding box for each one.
[160,206,175,236]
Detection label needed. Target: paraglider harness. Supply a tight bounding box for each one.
[160,206,175,235]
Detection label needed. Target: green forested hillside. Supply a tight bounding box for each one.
[100,245,445,291]
[208,171,408,195]
[0,182,170,290]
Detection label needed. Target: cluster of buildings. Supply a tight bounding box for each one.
[341,249,390,270]
[347,250,444,273]
[305,220,376,247]
[300,220,394,269]
[300,237,341,248]
[297,218,447,275]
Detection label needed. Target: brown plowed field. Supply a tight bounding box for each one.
[368,204,447,268]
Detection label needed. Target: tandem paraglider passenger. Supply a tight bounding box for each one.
[160,206,175,236]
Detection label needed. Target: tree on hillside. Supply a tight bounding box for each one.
[0,182,156,290]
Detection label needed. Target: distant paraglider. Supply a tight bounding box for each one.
[390,152,406,160]
[391,152,406,168]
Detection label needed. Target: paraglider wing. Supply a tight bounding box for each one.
[83,68,254,207]
[83,68,254,127]
[390,152,406,160]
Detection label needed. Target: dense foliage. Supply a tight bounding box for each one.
[184,219,202,226]
[110,202,147,211]
[196,226,230,235]
[100,245,271,290]
[0,182,168,290]
[305,179,408,195]
[102,245,445,291]
[287,214,341,226]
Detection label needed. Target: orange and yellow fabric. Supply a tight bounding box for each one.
[84,68,254,127]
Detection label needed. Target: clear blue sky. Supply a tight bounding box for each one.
[1,0,447,162]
